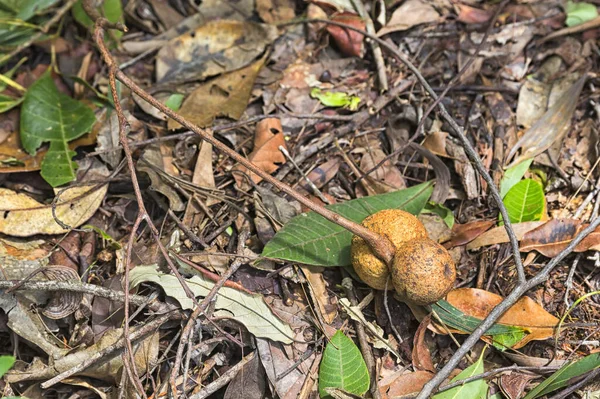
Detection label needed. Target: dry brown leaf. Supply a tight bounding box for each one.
[326,12,365,57]
[137,144,185,211]
[169,56,266,129]
[444,288,558,349]
[412,315,434,373]
[257,0,295,24]
[500,372,536,399]
[378,0,440,36]
[520,219,600,257]
[233,118,286,191]
[422,131,448,157]
[445,220,495,249]
[456,4,493,24]
[156,20,277,83]
[466,221,546,250]
[380,370,434,398]
[359,148,406,194]
[299,158,341,193]
[0,161,108,236]
[300,265,338,324]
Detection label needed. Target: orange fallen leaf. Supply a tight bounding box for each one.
[466,221,545,250]
[233,118,286,191]
[444,220,495,248]
[326,13,365,57]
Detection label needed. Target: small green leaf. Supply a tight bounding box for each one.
[15,0,59,21]
[0,355,15,378]
[565,1,598,27]
[319,330,370,398]
[524,353,600,399]
[165,93,184,111]
[20,71,96,186]
[261,182,433,266]
[433,348,488,399]
[502,179,545,223]
[0,93,22,113]
[310,88,360,111]
[500,159,532,198]
[423,201,454,228]
[72,0,123,40]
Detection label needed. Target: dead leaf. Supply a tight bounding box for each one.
[422,131,448,158]
[299,158,341,193]
[444,288,559,349]
[256,338,307,399]
[378,0,440,36]
[233,118,287,190]
[137,144,185,212]
[456,4,493,24]
[95,109,143,168]
[257,0,296,24]
[156,20,278,83]
[445,220,495,249]
[224,353,266,399]
[148,0,184,30]
[0,162,108,236]
[168,56,266,129]
[326,13,365,58]
[446,140,478,200]
[467,221,546,250]
[412,315,434,373]
[380,370,434,398]
[300,265,338,324]
[500,372,536,399]
[520,219,600,257]
[359,148,406,194]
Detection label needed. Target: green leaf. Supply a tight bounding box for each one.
[0,93,22,113]
[72,0,123,40]
[15,0,59,21]
[432,300,527,351]
[565,1,598,27]
[318,330,370,398]
[500,159,532,198]
[20,71,96,186]
[502,179,545,223]
[524,353,600,399]
[433,348,488,399]
[261,182,433,266]
[130,264,295,344]
[423,201,454,228]
[310,88,360,111]
[0,355,15,378]
[165,93,184,111]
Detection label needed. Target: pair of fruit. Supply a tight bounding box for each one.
[350,209,456,305]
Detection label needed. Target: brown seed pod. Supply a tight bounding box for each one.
[350,209,428,290]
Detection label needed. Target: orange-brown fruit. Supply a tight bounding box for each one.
[350,209,428,290]
[391,238,456,305]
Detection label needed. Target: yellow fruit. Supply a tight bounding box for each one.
[351,209,427,290]
[391,238,456,305]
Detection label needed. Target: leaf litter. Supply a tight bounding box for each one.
[1,0,600,398]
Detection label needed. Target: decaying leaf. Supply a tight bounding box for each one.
[359,147,406,195]
[467,221,545,250]
[520,219,600,257]
[378,0,440,35]
[130,265,294,343]
[156,20,278,83]
[0,161,108,236]
[137,144,185,212]
[326,13,365,57]
[168,56,266,129]
[380,370,434,399]
[301,265,338,324]
[440,288,559,349]
[444,220,495,249]
[256,0,295,24]
[233,118,287,191]
[413,315,434,373]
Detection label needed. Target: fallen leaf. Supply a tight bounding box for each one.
[168,56,266,129]
[380,370,434,398]
[130,264,294,343]
[0,161,108,236]
[301,265,338,324]
[155,20,278,83]
[256,0,295,24]
[224,353,266,399]
[299,158,341,193]
[413,315,434,373]
[326,12,365,57]
[137,144,185,212]
[467,221,546,250]
[500,372,536,399]
[359,148,406,194]
[520,219,600,257]
[256,338,307,398]
[445,220,495,249]
[422,131,448,158]
[233,118,287,191]
[378,0,440,36]
[444,288,559,349]
[456,4,493,24]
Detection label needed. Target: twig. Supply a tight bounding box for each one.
[279,146,330,204]
[40,313,171,388]
[188,351,256,399]
[0,0,78,66]
[351,0,387,91]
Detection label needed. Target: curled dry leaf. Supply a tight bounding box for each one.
[155,20,278,83]
[378,0,440,36]
[256,0,295,24]
[467,221,545,250]
[413,315,435,373]
[456,4,493,24]
[326,12,365,58]
[520,219,600,257]
[0,165,108,237]
[441,288,558,349]
[233,118,287,191]
[359,147,406,195]
[444,220,495,249]
[380,370,434,399]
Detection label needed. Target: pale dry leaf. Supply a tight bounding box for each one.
[257,0,295,24]
[137,144,185,212]
[378,0,440,36]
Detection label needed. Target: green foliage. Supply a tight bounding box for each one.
[72,0,124,40]
[500,158,532,198]
[318,330,370,398]
[310,88,360,111]
[20,71,96,187]
[431,300,527,351]
[433,348,488,399]
[523,353,600,398]
[423,201,454,228]
[565,1,598,27]
[0,355,15,378]
[165,94,184,111]
[261,182,433,266]
[502,179,545,223]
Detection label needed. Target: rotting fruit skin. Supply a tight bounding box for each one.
[351,209,428,290]
[391,238,456,305]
